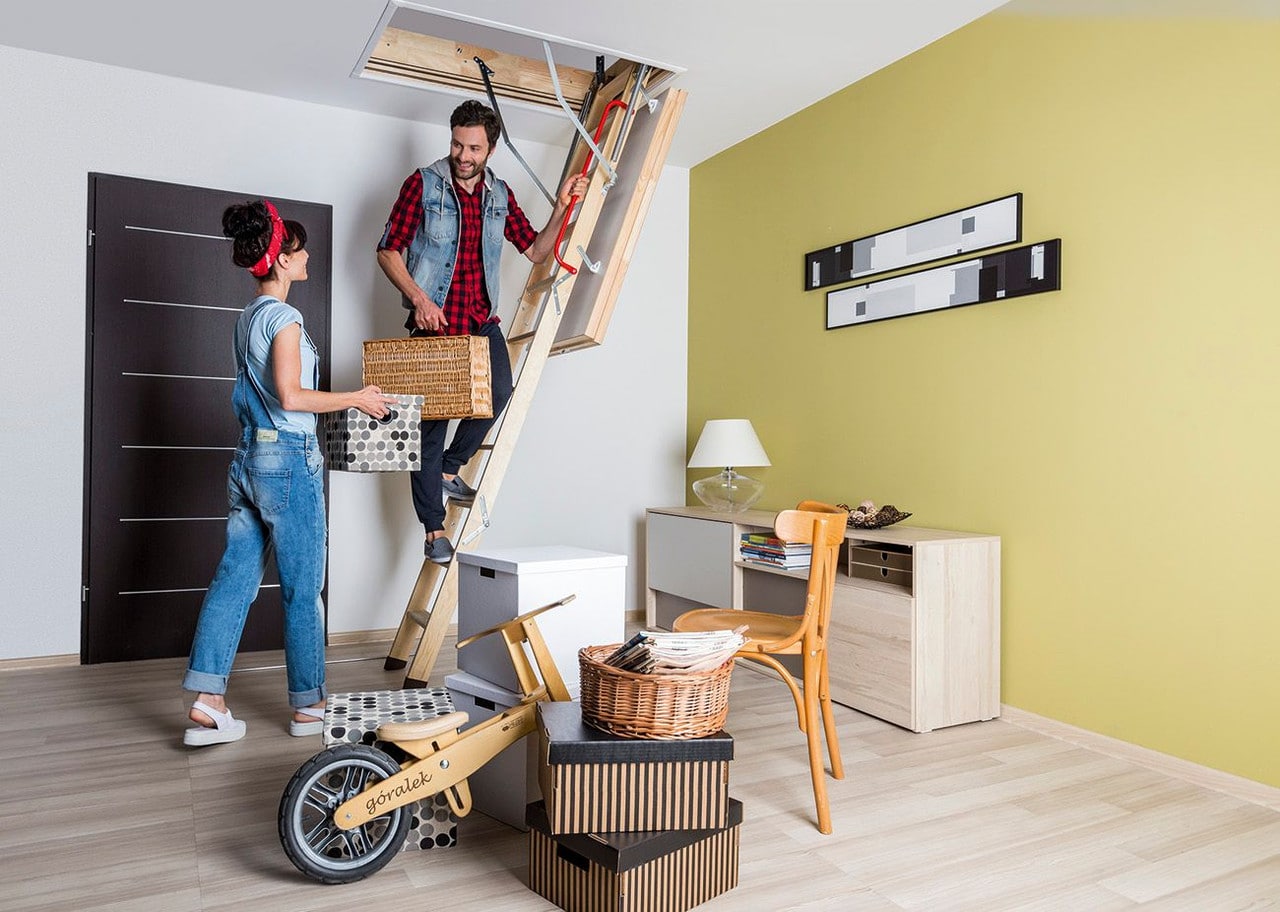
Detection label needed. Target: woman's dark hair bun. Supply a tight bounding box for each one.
[222,201,271,269]
[221,199,306,272]
[222,201,270,242]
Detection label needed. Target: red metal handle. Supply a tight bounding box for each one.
[553,98,628,275]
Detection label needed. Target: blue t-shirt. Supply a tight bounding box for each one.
[233,295,319,435]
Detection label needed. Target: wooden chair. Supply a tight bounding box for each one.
[672,500,849,834]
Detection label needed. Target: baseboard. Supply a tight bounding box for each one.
[1000,704,1280,812]
[0,653,80,671]
[328,627,406,647]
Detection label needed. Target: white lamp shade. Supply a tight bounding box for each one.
[687,419,771,468]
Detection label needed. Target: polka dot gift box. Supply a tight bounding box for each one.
[323,393,423,472]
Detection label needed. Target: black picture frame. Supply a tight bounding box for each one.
[804,193,1023,291]
[825,239,1061,330]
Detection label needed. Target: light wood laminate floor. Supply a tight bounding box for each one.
[2,638,1278,911]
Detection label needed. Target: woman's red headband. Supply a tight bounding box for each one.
[248,200,285,278]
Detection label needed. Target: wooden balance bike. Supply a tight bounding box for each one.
[277,594,576,884]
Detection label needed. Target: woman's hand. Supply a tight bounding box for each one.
[353,385,398,419]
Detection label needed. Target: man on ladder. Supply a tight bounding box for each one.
[375,100,587,564]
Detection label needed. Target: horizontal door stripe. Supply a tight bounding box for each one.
[121,445,236,451]
[119,517,228,523]
[125,225,229,241]
[125,297,243,313]
[118,583,280,596]
[122,371,236,382]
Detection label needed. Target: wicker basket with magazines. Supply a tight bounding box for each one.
[577,644,734,740]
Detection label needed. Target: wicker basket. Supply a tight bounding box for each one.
[362,337,493,420]
[577,644,734,740]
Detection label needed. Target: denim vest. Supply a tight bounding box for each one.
[403,158,510,317]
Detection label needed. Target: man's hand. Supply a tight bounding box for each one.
[558,174,590,210]
[377,247,446,332]
[412,295,447,332]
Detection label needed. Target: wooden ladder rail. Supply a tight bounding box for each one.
[383,65,644,686]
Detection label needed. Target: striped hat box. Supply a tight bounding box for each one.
[527,799,742,912]
[537,702,733,835]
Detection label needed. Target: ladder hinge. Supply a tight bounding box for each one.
[460,497,491,547]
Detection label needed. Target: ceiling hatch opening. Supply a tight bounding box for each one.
[355,2,683,116]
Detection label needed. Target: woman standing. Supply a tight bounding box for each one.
[182,199,394,746]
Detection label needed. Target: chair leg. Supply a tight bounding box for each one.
[818,649,843,780]
[802,653,832,835]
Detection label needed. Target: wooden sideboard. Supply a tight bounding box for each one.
[644,506,1001,733]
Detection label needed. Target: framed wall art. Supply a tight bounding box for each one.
[825,238,1061,330]
[805,193,1022,291]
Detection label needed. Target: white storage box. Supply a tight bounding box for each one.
[457,546,627,698]
[445,671,541,831]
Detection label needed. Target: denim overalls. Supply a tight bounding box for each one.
[183,299,328,709]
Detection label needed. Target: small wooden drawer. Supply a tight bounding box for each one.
[850,562,913,589]
[848,542,913,573]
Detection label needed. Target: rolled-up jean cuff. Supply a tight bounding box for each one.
[182,669,229,695]
[289,686,328,709]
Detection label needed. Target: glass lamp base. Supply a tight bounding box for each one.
[692,469,764,513]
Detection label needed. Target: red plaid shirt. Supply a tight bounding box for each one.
[379,170,537,335]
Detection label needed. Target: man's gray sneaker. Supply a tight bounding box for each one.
[441,475,477,504]
[425,536,454,565]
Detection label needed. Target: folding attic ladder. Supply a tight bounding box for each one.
[383,57,686,686]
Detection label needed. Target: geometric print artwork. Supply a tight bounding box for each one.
[323,688,459,852]
[805,193,1022,291]
[826,239,1061,330]
[322,393,424,472]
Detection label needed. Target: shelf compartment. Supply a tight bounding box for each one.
[848,562,913,592]
[847,541,913,572]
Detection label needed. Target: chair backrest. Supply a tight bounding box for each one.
[774,501,849,651]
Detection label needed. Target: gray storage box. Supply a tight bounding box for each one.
[445,671,541,831]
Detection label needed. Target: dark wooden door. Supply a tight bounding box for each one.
[83,174,332,663]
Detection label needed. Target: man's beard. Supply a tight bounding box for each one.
[449,154,488,181]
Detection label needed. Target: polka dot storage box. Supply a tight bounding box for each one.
[323,688,458,852]
[322,393,423,472]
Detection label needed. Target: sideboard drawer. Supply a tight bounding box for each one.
[828,581,914,729]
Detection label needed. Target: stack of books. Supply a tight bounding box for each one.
[739,532,812,570]
[603,628,747,674]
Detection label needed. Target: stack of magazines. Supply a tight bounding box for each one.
[601,627,747,674]
[739,532,811,570]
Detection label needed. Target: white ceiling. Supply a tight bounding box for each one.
[4,1,1271,167]
[0,0,1014,167]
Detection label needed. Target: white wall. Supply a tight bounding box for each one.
[0,44,689,660]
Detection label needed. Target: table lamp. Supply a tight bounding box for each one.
[687,419,771,512]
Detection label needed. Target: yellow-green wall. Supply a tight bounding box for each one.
[689,12,1280,787]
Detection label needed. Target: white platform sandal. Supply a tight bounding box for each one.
[289,704,326,737]
[183,700,247,747]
